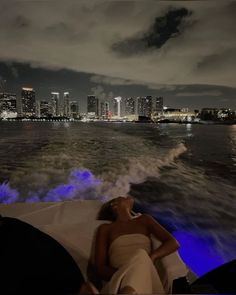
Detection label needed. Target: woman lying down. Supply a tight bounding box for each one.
[95,196,180,294]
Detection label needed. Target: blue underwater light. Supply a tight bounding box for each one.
[0,169,102,203]
[0,182,18,204]
[173,230,225,277]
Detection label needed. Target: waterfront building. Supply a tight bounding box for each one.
[200,108,219,121]
[113,99,118,116]
[153,97,163,112]
[39,100,51,118]
[162,108,196,122]
[87,95,99,116]
[70,101,79,119]
[124,97,135,116]
[21,87,36,117]
[64,92,70,117]
[51,92,60,117]
[114,97,122,118]
[200,108,235,121]
[138,96,152,117]
[100,101,109,119]
[0,92,17,118]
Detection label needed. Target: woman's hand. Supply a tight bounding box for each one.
[149,252,158,263]
[144,214,180,260]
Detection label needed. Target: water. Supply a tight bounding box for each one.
[0,121,236,276]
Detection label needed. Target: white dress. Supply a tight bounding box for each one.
[101,233,165,294]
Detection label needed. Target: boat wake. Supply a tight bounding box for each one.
[0,143,187,203]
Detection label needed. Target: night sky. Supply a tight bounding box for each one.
[0,0,236,112]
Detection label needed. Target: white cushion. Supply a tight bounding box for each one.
[0,200,102,226]
[152,236,188,293]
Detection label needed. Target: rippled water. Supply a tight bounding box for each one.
[0,121,236,276]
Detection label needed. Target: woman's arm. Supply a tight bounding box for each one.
[143,214,180,262]
[94,224,117,281]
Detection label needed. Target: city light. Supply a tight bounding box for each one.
[0,89,236,123]
[22,87,33,91]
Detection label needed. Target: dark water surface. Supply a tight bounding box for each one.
[0,121,235,276]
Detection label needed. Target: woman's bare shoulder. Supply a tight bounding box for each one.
[136,213,153,222]
[96,222,112,235]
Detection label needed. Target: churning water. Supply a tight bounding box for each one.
[0,121,235,276]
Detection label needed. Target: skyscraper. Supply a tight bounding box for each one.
[63,92,70,117]
[114,96,122,118]
[138,96,152,117]
[124,97,135,116]
[87,95,98,116]
[39,100,51,118]
[21,88,36,117]
[153,97,163,112]
[0,93,17,118]
[70,101,79,118]
[100,101,109,119]
[51,92,60,117]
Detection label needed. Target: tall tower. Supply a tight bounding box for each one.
[138,96,152,117]
[0,93,17,118]
[87,95,99,116]
[21,87,36,117]
[114,96,122,118]
[100,101,109,119]
[124,97,135,116]
[51,92,60,116]
[39,100,50,118]
[63,92,70,117]
[154,97,163,112]
[70,101,79,119]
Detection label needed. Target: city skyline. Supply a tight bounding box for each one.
[0,1,235,111]
[1,86,235,124]
[0,63,235,113]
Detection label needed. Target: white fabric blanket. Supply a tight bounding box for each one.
[102,233,165,294]
[0,200,190,293]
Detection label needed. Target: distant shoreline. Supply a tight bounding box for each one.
[1,118,236,125]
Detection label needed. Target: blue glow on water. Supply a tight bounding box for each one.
[0,182,19,204]
[173,231,225,277]
[0,169,102,203]
[44,184,75,202]
[41,169,101,202]
[71,170,91,181]
[25,195,40,203]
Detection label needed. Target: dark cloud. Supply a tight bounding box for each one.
[196,48,236,73]
[111,7,192,57]
[13,15,30,29]
[1,61,236,111]
[0,1,235,92]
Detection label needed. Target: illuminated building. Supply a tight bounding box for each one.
[51,92,60,117]
[138,96,152,117]
[162,108,196,122]
[153,97,163,112]
[64,92,70,117]
[114,96,122,118]
[100,101,109,119]
[70,101,79,119]
[0,93,17,112]
[124,97,135,115]
[39,100,50,118]
[200,108,218,121]
[0,92,17,118]
[21,87,36,117]
[87,95,98,116]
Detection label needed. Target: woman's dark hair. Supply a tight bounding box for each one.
[97,200,116,221]
[97,198,137,221]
